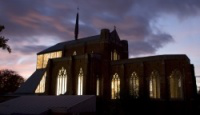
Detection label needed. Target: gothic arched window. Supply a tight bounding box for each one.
[169,70,183,99]
[77,68,83,95]
[111,73,120,99]
[149,71,160,98]
[73,51,77,56]
[96,77,100,96]
[130,72,139,98]
[113,50,118,60]
[56,67,67,95]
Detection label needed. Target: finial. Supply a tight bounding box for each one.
[114,25,116,30]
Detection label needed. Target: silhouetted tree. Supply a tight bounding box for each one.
[0,25,11,53]
[0,69,24,94]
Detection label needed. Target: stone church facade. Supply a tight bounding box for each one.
[16,28,197,101]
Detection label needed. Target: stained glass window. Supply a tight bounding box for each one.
[170,70,183,99]
[77,68,83,95]
[56,67,67,95]
[130,72,139,98]
[96,77,100,96]
[149,71,160,98]
[113,50,118,60]
[111,73,120,99]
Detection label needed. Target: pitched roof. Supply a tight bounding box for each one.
[111,54,189,65]
[37,29,120,54]
[15,69,45,94]
[38,35,100,54]
[110,29,120,41]
[0,95,96,114]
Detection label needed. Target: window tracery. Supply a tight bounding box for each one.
[111,73,120,99]
[56,67,67,95]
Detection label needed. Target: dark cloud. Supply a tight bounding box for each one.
[0,0,200,55]
[148,33,173,48]
[14,45,48,54]
[129,32,173,56]
[129,41,155,56]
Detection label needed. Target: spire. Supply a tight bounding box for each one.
[74,7,79,40]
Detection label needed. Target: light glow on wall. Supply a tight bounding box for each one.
[35,72,46,93]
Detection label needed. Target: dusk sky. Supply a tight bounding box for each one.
[0,0,200,83]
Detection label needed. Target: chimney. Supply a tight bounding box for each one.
[100,29,110,41]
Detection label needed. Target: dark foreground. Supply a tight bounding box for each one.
[97,96,200,115]
[1,95,200,115]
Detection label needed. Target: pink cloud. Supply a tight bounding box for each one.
[9,11,67,32]
[0,51,36,79]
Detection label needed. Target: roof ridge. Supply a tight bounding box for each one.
[38,34,100,54]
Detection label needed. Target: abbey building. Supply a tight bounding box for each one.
[16,28,197,100]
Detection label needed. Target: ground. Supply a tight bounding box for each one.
[97,96,200,115]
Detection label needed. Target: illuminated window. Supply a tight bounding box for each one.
[35,72,46,93]
[56,51,62,57]
[73,51,77,56]
[36,55,43,69]
[170,70,183,99]
[96,77,100,96]
[149,71,160,99]
[130,72,139,98]
[56,67,67,95]
[113,50,118,60]
[37,51,62,69]
[43,53,51,68]
[77,68,83,95]
[112,50,120,60]
[111,73,120,99]
[51,52,57,58]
